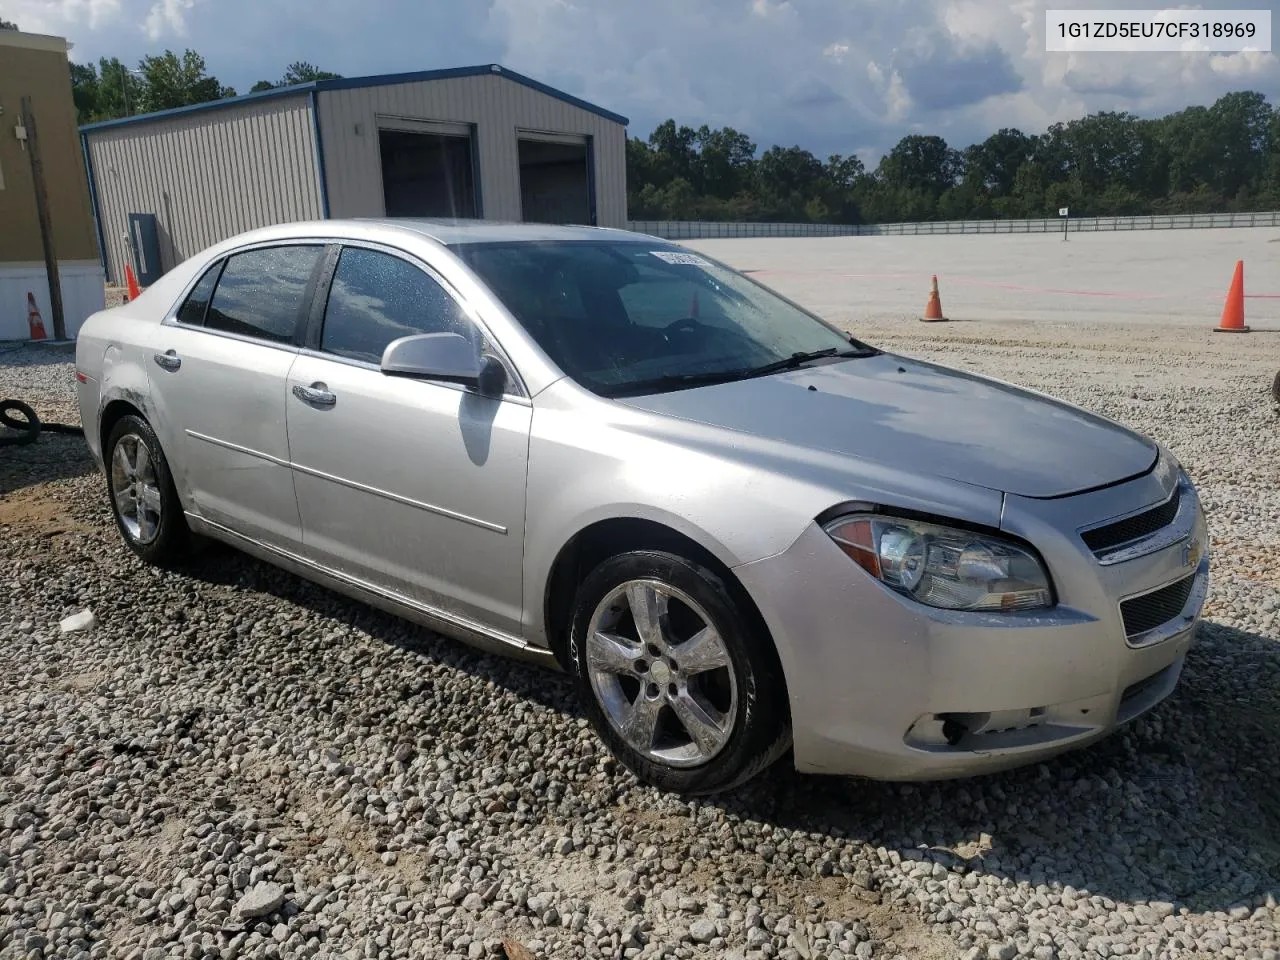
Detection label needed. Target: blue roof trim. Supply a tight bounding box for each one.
[79,63,628,134]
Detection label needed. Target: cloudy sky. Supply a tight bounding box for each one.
[8,0,1280,162]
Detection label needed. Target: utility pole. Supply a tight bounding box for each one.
[21,96,67,341]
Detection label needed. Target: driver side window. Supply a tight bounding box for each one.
[320,246,473,365]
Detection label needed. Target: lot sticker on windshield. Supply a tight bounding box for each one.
[650,251,712,267]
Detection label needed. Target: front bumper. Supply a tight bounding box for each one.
[734,467,1208,781]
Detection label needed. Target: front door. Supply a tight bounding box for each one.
[284,243,530,636]
[148,244,325,548]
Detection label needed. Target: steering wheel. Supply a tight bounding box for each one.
[664,317,702,334]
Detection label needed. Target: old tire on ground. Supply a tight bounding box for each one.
[105,414,189,566]
[569,549,791,795]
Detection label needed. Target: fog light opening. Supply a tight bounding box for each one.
[941,717,967,746]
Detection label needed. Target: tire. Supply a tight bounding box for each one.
[105,414,189,566]
[569,550,791,795]
[1272,369,1280,405]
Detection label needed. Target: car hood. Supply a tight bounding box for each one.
[617,353,1157,499]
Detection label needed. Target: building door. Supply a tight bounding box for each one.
[379,125,478,219]
[128,213,163,285]
[518,133,593,225]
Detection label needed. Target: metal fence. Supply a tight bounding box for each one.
[627,210,1280,240]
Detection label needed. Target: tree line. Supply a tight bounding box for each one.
[630,92,1280,222]
[65,49,342,124]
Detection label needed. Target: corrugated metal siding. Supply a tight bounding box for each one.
[318,74,627,227]
[84,95,322,283]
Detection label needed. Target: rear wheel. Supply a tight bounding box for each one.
[105,415,188,566]
[569,550,790,794]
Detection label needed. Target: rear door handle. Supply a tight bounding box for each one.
[153,350,181,372]
[292,383,337,407]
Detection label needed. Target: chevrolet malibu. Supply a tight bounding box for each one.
[75,220,1209,794]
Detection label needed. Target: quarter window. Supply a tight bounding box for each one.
[175,261,223,326]
[320,246,471,364]
[204,245,323,344]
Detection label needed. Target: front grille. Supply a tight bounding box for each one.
[1082,486,1181,553]
[1120,574,1195,638]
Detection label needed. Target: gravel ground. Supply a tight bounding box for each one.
[3,298,1280,960]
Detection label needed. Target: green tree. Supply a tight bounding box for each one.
[963,128,1035,197]
[647,120,700,188]
[282,61,342,84]
[694,126,756,199]
[69,62,101,123]
[877,135,962,196]
[138,50,233,112]
[1,17,18,29]
[94,57,145,120]
[252,61,343,91]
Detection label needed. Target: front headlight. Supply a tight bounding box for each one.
[824,515,1053,612]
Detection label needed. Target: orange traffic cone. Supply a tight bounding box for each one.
[1214,260,1249,333]
[125,263,142,302]
[920,275,948,322]
[26,293,48,341]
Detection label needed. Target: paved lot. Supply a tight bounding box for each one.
[687,227,1280,328]
[2,232,1280,960]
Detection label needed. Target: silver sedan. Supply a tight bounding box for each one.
[75,220,1209,794]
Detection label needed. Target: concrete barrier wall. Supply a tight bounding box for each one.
[628,211,1280,240]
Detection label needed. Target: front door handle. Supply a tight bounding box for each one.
[153,350,181,372]
[292,382,337,407]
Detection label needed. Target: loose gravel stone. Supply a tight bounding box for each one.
[2,302,1279,960]
[234,882,286,919]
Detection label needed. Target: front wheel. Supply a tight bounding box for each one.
[569,550,791,794]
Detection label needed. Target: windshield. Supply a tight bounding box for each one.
[453,240,865,397]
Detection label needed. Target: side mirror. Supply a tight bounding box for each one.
[380,332,507,398]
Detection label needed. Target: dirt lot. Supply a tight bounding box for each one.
[2,232,1280,960]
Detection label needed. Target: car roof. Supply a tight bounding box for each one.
[355,218,655,246]
[203,219,666,259]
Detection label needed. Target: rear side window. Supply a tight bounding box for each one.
[205,245,323,344]
[320,246,471,364]
[176,261,222,326]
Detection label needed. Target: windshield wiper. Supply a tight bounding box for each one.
[607,345,875,398]
[738,345,872,378]
[605,369,757,398]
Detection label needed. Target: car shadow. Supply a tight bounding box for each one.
[176,542,581,717]
[172,543,1280,913]
[707,619,1280,914]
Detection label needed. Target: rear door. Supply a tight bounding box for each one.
[284,242,531,636]
[148,243,326,548]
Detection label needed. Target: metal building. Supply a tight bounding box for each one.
[80,65,629,285]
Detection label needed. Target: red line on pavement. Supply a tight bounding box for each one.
[745,268,1280,301]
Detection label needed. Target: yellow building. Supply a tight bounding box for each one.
[0,29,104,339]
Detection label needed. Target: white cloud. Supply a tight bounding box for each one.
[5,0,122,34]
[143,0,194,39]
[823,41,850,61]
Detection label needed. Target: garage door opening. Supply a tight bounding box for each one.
[380,129,477,218]
[518,138,592,225]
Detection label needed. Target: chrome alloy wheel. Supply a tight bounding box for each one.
[586,579,738,767]
[110,433,162,544]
